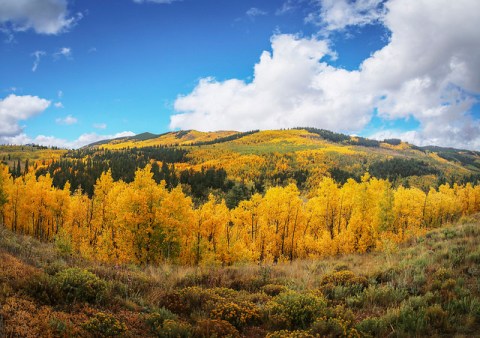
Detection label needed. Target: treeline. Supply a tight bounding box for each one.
[190,130,260,146]
[1,165,480,266]
[297,127,381,147]
[368,158,439,180]
[29,147,187,196]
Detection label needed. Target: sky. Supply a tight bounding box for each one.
[0,0,479,149]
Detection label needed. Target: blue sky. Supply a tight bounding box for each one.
[0,0,479,149]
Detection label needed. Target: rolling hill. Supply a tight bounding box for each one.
[83,128,480,188]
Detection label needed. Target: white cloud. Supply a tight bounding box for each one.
[53,47,72,59]
[0,131,135,149]
[93,123,107,130]
[171,34,368,132]
[0,0,79,35]
[55,114,77,125]
[31,50,45,72]
[170,0,480,150]
[54,102,64,108]
[246,7,268,19]
[57,90,63,98]
[0,94,50,137]
[307,0,386,32]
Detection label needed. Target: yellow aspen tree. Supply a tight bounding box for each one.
[230,193,263,261]
[65,187,94,257]
[96,179,127,262]
[260,184,304,262]
[344,174,377,253]
[0,165,9,227]
[393,186,426,239]
[91,170,114,252]
[156,186,194,263]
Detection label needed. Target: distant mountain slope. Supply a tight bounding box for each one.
[80,128,480,188]
[90,130,240,149]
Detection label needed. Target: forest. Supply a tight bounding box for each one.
[1,163,480,266]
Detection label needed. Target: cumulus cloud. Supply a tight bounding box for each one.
[170,0,480,149]
[0,94,50,137]
[0,0,79,35]
[0,131,135,149]
[306,0,386,32]
[54,102,64,108]
[55,114,77,125]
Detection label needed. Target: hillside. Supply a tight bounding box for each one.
[1,215,479,337]
[83,128,480,189]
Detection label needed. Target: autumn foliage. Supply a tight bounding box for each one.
[1,164,480,266]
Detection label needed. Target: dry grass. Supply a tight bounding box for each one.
[1,217,480,337]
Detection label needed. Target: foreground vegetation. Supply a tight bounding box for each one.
[1,215,480,337]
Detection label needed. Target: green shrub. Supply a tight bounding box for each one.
[82,312,126,337]
[163,320,193,338]
[425,304,448,330]
[355,317,389,337]
[264,291,326,330]
[310,316,360,337]
[467,249,480,264]
[53,268,107,304]
[347,284,407,308]
[145,307,178,334]
[386,304,427,336]
[49,317,69,336]
[25,273,59,305]
[153,319,192,338]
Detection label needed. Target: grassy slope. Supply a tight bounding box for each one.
[1,216,480,337]
[98,130,239,150]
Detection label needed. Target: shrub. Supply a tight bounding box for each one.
[194,319,240,338]
[320,270,368,300]
[48,317,69,336]
[385,304,427,336]
[266,330,315,338]
[159,287,225,316]
[425,304,448,330]
[145,307,178,334]
[310,316,360,337]
[210,300,260,329]
[82,312,126,337]
[355,317,389,337]
[264,291,326,330]
[154,319,193,338]
[347,284,407,308]
[25,273,59,305]
[261,284,288,297]
[53,268,107,304]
